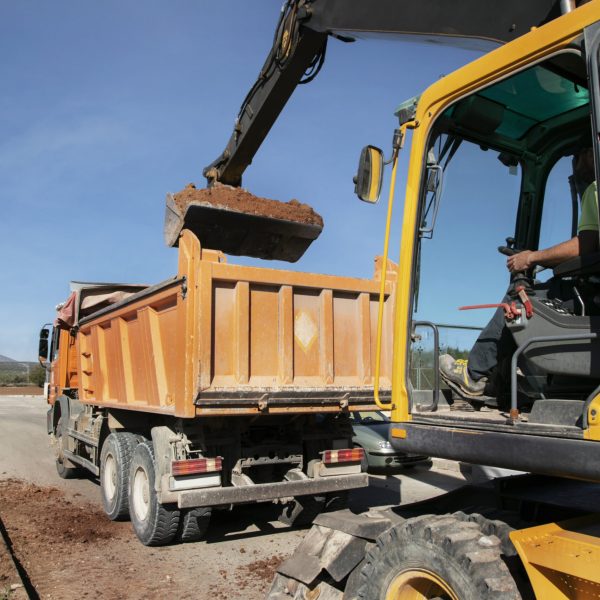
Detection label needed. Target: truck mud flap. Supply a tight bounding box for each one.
[177,473,368,509]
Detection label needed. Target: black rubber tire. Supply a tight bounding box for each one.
[100,432,140,521]
[453,509,535,599]
[279,495,326,527]
[128,441,180,546]
[55,417,80,479]
[356,514,522,600]
[453,509,521,557]
[177,507,212,543]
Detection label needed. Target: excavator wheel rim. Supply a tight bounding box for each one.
[385,568,459,600]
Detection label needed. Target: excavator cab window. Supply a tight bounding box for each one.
[409,48,597,415]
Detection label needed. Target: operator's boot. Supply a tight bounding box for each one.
[439,354,487,400]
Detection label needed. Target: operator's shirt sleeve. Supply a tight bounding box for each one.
[578,181,599,232]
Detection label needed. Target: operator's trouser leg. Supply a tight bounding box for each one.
[467,297,512,381]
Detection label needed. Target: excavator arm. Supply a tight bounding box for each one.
[167,0,566,262]
[204,0,562,188]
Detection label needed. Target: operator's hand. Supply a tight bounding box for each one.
[507,250,534,272]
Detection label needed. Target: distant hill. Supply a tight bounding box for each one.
[0,354,17,363]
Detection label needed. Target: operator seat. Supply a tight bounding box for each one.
[507,255,600,378]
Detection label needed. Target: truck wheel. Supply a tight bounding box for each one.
[178,507,212,543]
[55,417,80,479]
[128,441,180,546]
[279,495,325,526]
[100,433,139,521]
[356,514,521,600]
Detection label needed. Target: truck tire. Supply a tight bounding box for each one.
[178,507,212,543]
[100,432,140,521]
[356,514,521,600]
[55,417,80,479]
[128,440,180,546]
[279,495,326,527]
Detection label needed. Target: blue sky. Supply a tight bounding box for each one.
[1,1,495,360]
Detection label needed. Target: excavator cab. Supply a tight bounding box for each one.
[380,30,600,477]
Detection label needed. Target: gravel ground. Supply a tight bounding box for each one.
[0,396,467,599]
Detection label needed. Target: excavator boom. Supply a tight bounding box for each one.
[204,0,562,188]
[167,0,564,262]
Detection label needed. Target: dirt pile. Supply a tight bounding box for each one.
[0,479,118,546]
[0,479,293,599]
[173,183,324,228]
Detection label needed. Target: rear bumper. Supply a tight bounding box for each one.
[175,473,368,509]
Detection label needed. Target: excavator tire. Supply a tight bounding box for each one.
[355,514,521,600]
[452,509,535,599]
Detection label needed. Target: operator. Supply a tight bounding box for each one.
[440,147,599,399]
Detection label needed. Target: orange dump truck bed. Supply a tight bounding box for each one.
[72,230,394,418]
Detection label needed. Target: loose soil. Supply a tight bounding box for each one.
[0,479,291,599]
[0,387,42,396]
[174,183,324,227]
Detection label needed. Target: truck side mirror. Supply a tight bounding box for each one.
[38,326,50,367]
[354,145,384,203]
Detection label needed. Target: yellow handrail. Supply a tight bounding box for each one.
[373,123,413,410]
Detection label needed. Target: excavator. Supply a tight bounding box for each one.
[171,0,600,597]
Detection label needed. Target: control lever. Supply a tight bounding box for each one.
[498,236,519,256]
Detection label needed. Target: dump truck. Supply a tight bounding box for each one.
[39,229,399,544]
[41,0,600,595]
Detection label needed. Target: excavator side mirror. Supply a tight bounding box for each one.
[354,145,384,203]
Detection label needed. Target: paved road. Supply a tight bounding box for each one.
[0,395,469,599]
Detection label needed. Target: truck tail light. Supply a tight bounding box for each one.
[321,448,364,465]
[171,457,222,476]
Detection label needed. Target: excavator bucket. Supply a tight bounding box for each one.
[164,184,323,262]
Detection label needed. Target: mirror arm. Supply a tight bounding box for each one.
[383,128,405,165]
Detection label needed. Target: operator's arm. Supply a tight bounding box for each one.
[507,233,597,272]
[507,181,599,272]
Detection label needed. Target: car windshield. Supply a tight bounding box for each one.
[352,411,389,423]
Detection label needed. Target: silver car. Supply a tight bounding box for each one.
[350,411,429,472]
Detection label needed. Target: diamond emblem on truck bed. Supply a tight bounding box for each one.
[295,311,317,352]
